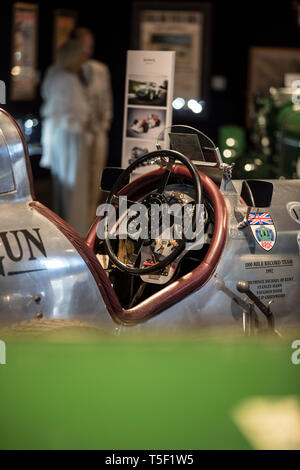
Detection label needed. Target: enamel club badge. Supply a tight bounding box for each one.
[248,212,276,251]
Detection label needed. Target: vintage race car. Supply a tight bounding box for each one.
[128,146,149,165]
[130,114,161,133]
[135,82,162,101]
[0,108,299,335]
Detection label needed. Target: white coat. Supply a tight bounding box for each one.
[40,66,92,236]
[80,60,113,222]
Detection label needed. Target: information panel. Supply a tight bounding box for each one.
[122,50,175,174]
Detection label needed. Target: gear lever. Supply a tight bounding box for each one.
[237,280,279,335]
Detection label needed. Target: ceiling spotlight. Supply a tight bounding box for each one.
[11,66,20,76]
[187,99,203,114]
[244,163,255,172]
[223,149,232,158]
[25,119,33,129]
[172,97,185,110]
[226,138,236,147]
[261,137,269,147]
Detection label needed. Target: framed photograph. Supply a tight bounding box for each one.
[126,107,166,140]
[246,46,300,127]
[124,140,157,166]
[131,1,212,113]
[128,75,168,107]
[122,50,175,168]
[10,2,39,101]
[53,9,77,59]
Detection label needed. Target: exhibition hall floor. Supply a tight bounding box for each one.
[0,328,299,450]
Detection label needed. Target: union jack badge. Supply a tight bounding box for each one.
[248,212,276,251]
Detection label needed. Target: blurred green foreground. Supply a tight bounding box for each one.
[0,326,299,450]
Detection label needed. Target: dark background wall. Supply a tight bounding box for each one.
[0,0,299,166]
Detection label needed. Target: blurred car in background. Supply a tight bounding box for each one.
[128,146,149,165]
[135,82,162,101]
[130,114,161,133]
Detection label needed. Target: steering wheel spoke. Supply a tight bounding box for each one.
[157,156,175,194]
[131,237,146,267]
[111,195,137,207]
[104,149,202,275]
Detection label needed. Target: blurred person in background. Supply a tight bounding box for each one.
[40,39,92,236]
[71,27,113,222]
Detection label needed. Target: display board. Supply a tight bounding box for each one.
[131,2,212,116]
[10,2,38,101]
[53,10,77,60]
[139,10,203,102]
[246,47,300,127]
[122,50,175,174]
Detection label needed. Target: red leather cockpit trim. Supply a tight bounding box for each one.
[30,200,124,318]
[31,166,227,325]
[86,166,228,324]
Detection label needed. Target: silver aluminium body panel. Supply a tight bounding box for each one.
[0,109,113,328]
[140,179,300,332]
[0,200,113,327]
[0,107,299,334]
